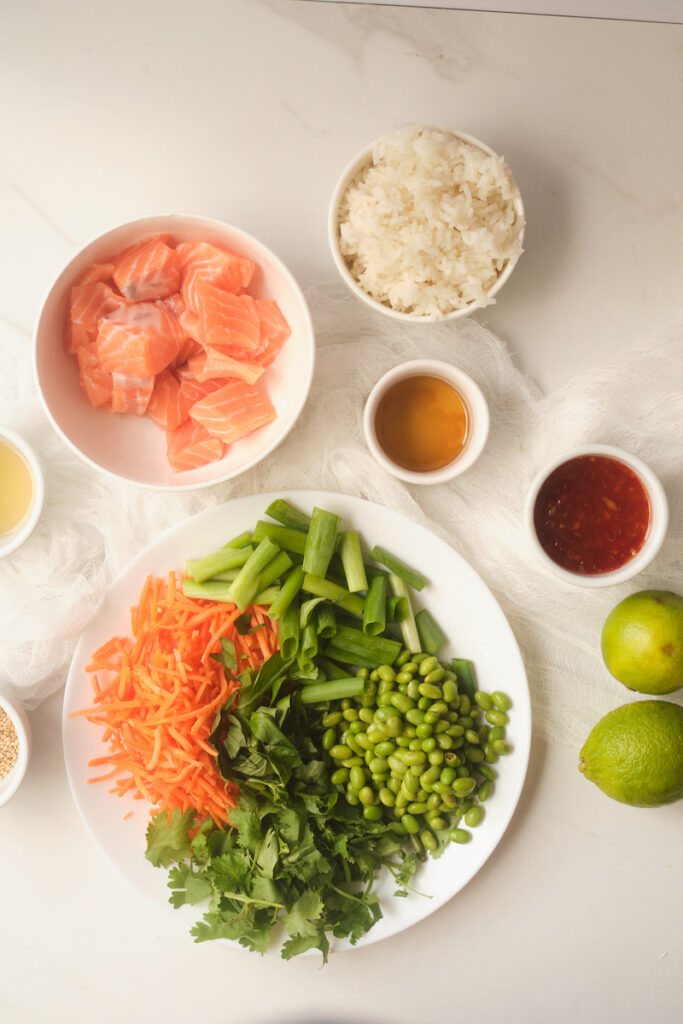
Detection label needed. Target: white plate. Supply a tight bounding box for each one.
[62,491,531,952]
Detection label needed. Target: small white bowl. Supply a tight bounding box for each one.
[329,126,525,322]
[33,214,315,491]
[363,360,489,485]
[0,428,44,559]
[0,693,31,807]
[524,444,668,588]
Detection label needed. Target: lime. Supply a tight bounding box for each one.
[579,700,683,806]
[601,590,683,695]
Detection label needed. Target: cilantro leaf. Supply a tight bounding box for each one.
[145,808,196,868]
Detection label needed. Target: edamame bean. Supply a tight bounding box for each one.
[363,805,383,821]
[424,667,445,685]
[349,766,366,791]
[330,768,349,786]
[449,828,471,844]
[486,709,509,727]
[474,691,493,710]
[452,777,476,795]
[420,829,438,852]
[369,757,389,774]
[401,813,420,834]
[464,805,484,828]
[322,728,336,750]
[478,780,493,802]
[378,665,395,683]
[491,691,512,711]
[398,749,426,766]
[442,680,458,703]
[379,787,396,807]
[322,711,343,727]
[390,692,414,714]
[358,786,375,806]
[493,739,512,755]
[426,815,447,831]
[418,656,438,676]
[465,729,481,745]
[330,744,352,760]
[407,801,429,815]
[418,682,442,700]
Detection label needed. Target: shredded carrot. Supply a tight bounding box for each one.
[72,572,279,825]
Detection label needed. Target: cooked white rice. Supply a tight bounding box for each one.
[337,126,524,318]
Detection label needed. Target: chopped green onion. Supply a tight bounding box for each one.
[252,586,281,606]
[257,550,293,590]
[363,574,387,636]
[322,645,378,669]
[317,657,350,680]
[267,565,305,620]
[339,531,368,593]
[299,678,366,704]
[278,604,300,660]
[452,658,477,700]
[316,604,337,640]
[252,520,307,555]
[181,580,235,603]
[370,545,428,592]
[388,574,420,653]
[265,499,311,532]
[329,624,401,666]
[303,507,341,577]
[301,573,364,617]
[222,530,252,549]
[186,545,253,584]
[229,537,280,610]
[415,608,448,655]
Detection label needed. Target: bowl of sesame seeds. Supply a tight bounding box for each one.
[0,693,31,807]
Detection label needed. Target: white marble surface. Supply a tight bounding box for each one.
[1,2,681,1022]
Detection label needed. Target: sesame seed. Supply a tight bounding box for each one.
[0,707,20,779]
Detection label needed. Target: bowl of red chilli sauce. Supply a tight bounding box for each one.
[524,445,668,587]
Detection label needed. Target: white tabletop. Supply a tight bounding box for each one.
[1,3,682,1022]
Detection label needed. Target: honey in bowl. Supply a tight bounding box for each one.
[0,439,35,536]
[374,374,469,473]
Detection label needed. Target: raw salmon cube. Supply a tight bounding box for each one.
[97,303,186,376]
[110,373,154,416]
[166,419,225,472]
[75,343,113,407]
[146,370,190,431]
[195,283,261,353]
[253,298,291,367]
[189,380,276,444]
[187,348,264,384]
[76,262,115,285]
[64,321,94,355]
[177,241,255,315]
[70,281,128,333]
[176,369,231,407]
[111,235,181,302]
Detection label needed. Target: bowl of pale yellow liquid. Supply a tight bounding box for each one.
[0,429,44,558]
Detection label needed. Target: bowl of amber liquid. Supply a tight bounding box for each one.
[0,429,44,558]
[525,444,668,587]
[363,360,489,485]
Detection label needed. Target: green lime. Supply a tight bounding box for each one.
[601,590,683,695]
[578,700,683,807]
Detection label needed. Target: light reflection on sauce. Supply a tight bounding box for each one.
[374,374,469,473]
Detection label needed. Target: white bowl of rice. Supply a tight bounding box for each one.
[329,125,525,322]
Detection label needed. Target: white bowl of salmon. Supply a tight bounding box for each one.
[33,215,315,490]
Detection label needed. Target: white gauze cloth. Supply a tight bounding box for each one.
[1,285,681,746]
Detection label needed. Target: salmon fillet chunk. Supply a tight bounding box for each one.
[111,235,181,302]
[190,380,276,445]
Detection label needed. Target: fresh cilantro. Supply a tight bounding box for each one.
[145,650,422,962]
